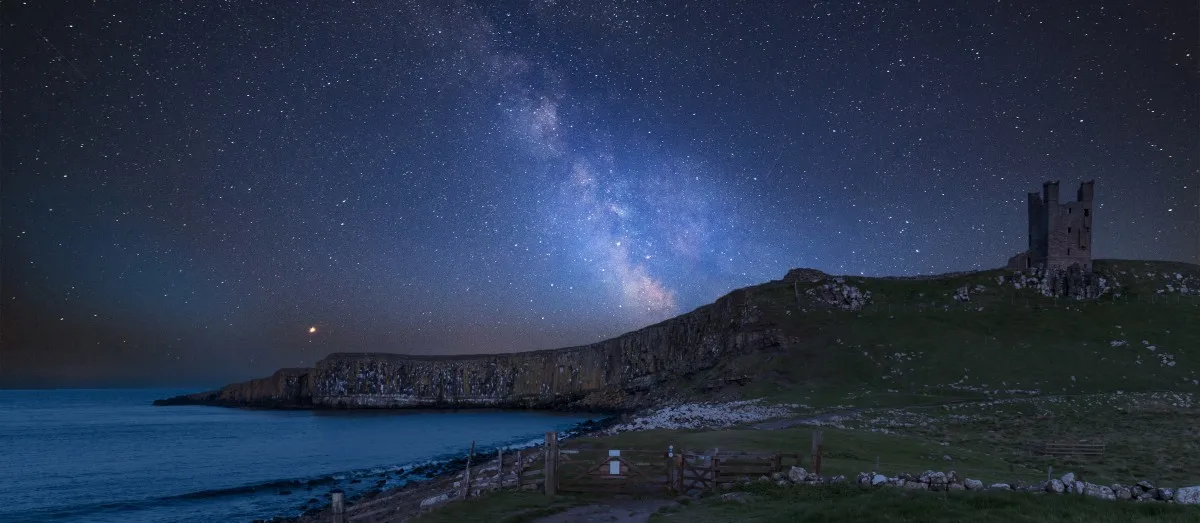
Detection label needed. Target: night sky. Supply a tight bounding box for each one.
[2,1,1196,387]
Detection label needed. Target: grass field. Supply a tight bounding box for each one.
[650,483,1199,523]
[414,483,1200,523]
[414,260,1200,522]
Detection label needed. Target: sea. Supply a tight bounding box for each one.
[0,389,597,523]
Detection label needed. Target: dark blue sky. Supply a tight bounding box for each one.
[2,0,1196,387]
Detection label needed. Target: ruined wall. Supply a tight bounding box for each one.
[310,288,781,410]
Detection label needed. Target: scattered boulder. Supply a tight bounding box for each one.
[720,492,751,504]
[1115,486,1132,500]
[904,481,929,490]
[771,472,786,482]
[1046,479,1065,494]
[871,474,888,486]
[776,479,789,487]
[988,483,1011,491]
[965,479,984,490]
[1175,486,1200,505]
[788,466,808,483]
[830,475,846,484]
[948,482,965,491]
[1157,488,1174,501]
[1061,472,1076,484]
[1083,483,1115,500]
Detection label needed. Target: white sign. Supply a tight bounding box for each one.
[608,450,621,475]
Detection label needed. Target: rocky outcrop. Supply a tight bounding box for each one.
[156,287,784,411]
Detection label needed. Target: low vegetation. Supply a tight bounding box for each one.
[651,483,1199,523]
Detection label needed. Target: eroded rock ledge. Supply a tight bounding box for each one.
[155,287,782,411]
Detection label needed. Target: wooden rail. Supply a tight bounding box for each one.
[1036,443,1106,457]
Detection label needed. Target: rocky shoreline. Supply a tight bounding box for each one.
[258,417,614,523]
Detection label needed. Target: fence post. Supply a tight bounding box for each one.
[1048,465,1053,482]
[514,449,523,489]
[710,456,720,493]
[544,432,557,496]
[463,440,476,499]
[330,489,344,523]
[676,454,685,492]
[811,430,824,476]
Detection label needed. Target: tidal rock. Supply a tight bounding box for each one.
[788,466,808,483]
[965,479,983,490]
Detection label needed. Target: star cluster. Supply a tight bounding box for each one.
[1,0,1196,386]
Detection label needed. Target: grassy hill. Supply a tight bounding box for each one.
[410,260,1200,523]
[678,259,1199,408]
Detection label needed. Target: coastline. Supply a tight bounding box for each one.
[268,416,616,523]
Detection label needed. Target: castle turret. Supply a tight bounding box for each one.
[1009,180,1093,272]
[1077,180,1094,202]
[1043,180,1060,207]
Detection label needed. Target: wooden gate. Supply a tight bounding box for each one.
[679,454,717,491]
[556,448,672,494]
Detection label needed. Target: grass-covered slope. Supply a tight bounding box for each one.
[679,259,1199,408]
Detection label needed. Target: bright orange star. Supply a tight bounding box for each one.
[308,326,317,334]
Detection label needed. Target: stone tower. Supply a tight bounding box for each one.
[1007,180,1094,271]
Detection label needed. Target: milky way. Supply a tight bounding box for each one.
[1,1,1196,386]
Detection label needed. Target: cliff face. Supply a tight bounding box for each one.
[154,368,313,407]
[156,287,783,411]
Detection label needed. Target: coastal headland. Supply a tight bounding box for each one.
[155,284,780,411]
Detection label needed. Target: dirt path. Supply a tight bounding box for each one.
[530,499,676,523]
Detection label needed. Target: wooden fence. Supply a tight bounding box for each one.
[546,430,822,495]
[1035,442,1106,458]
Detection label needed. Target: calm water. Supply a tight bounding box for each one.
[0,389,595,523]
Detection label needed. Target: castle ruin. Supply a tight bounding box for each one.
[1007,180,1094,271]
